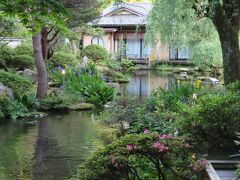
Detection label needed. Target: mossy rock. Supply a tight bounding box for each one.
[115,78,129,83]
[68,103,95,111]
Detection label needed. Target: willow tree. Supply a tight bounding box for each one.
[146,0,240,84]
[0,0,66,99]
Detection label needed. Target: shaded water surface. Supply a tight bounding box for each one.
[0,71,172,179]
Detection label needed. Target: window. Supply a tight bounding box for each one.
[124,39,149,59]
[169,45,189,60]
[91,37,104,47]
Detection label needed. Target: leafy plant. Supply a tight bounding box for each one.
[10,54,35,69]
[14,42,33,57]
[176,92,240,148]
[67,74,115,107]
[81,44,108,62]
[0,71,33,94]
[6,100,28,120]
[77,133,206,180]
[153,81,197,111]
[48,52,78,69]
[120,58,134,71]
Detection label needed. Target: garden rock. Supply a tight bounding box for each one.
[0,83,14,100]
[23,69,38,83]
[68,103,95,111]
[106,82,121,95]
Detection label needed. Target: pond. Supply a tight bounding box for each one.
[0,70,173,180]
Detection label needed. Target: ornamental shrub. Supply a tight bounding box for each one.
[14,43,33,56]
[0,71,33,94]
[77,133,206,180]
[48,52,78,69]
[81,44,108,62]
[10,54,34,69]
[176,92,240,148]
[0,45,14,67]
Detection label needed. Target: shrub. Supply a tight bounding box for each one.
[48,52,77,69]
[6,100,29,120]
[10,54,35,69]
[81,44,108,62]
[67,74,115,107]
[0,45,14,67]
[77,133,206,179]
[0,44,34,69]
[153,81,197,111]
[14,43,33,56]
[120,58,135,71]
[64,64,114,107]
[0,71,33,94]
[176,92,240,148]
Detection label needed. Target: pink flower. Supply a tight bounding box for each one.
[152,141,162,149]
[185,143,190,148]
[111,157,116,165]
[167,134,172,139]
[161,134,173,139]
[193,165,198,171]
[126,144,132,151]
[134,145,138,150]
[161,134,168,139]
[200,159,206,168]
[160,148,165,152]
[144,129,149,134]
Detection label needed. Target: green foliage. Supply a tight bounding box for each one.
[14,92,39,111]
[191,39,222,70]
[14,43,33,56]
[0,71,33,94]
[81,45,109,62]
[40,95,68,110]
[0,44,34,69]
[77,134,206,180]
[67,74,115,107]
[128,95,175,135]
[96,97,138,130]
[5,100,28,120]
[1,0,67,33]
[0,45,13,66]
[153,81,196,111]
[0,90,39,120]
[120,58,135,71]
[176,92,240,148]
[48,52,78,69]
[10,55,35,69]
[40,92,85,110]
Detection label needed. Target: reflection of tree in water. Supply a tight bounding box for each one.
[32,119,52,180]
[32,112,111,179]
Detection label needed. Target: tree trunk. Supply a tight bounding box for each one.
[41,27,48,61]
[217,26,240,84]
[209,1,240,84]
[32,32,48,99]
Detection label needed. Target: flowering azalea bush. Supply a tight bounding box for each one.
[77,133,206,180]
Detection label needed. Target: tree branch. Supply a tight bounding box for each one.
[47,30,59,43]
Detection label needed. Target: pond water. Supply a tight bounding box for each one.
[0,70,173,180]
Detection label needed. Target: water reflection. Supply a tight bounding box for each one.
[0,112,111,180]
[120,70,173,99]
[0,70,173,179]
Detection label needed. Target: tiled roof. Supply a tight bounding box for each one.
[92,15,147,27]
[102,3,152,16]
[91,2,152,27]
